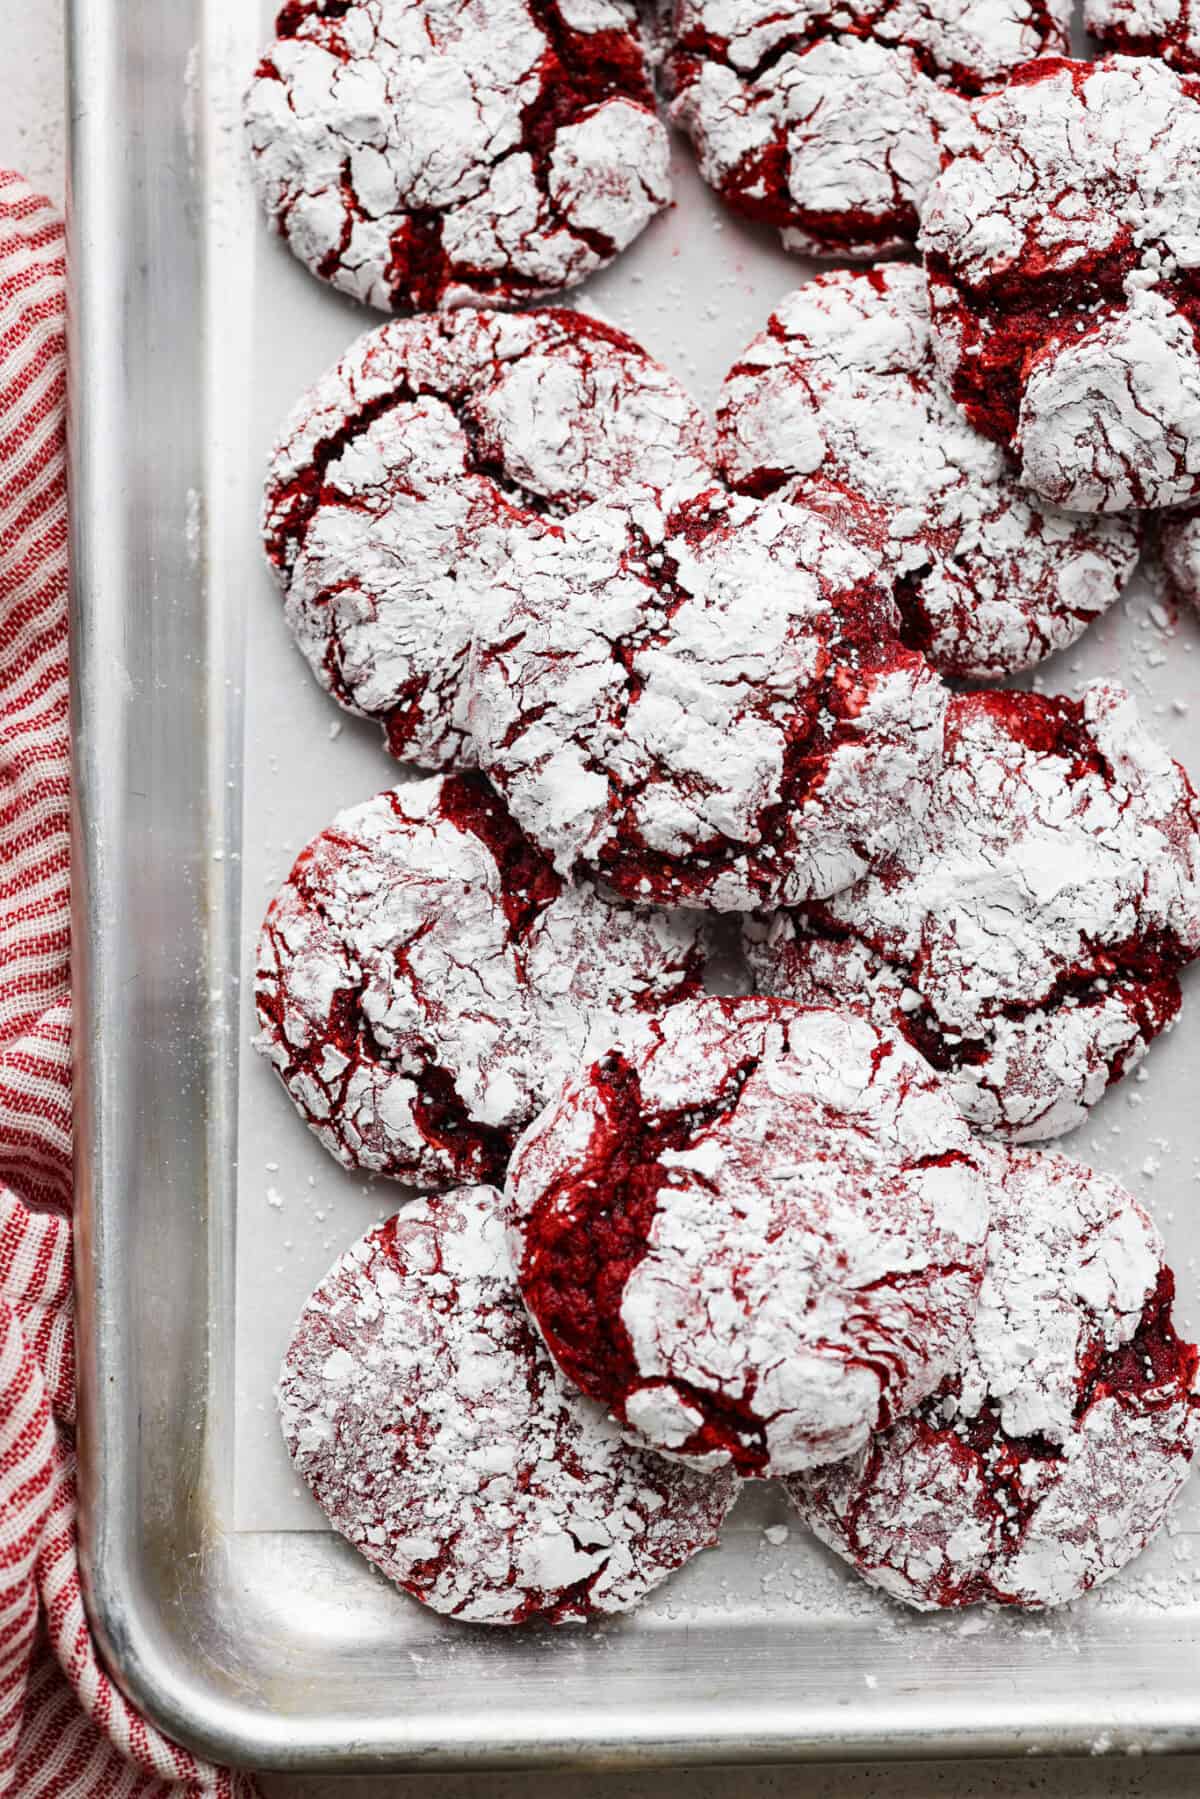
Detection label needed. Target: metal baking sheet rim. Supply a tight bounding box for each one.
[65,0,1200,1772]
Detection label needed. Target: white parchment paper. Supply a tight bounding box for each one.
[221,3,1200,1558]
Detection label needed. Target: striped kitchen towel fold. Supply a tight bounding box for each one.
[0,169,257,1798]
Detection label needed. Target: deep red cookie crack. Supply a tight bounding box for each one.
[264,309,673,573]
[470,487,947,912]
[517,1042,773,1467]
[279,1187,739,1624]
[250,0,664,310]
[592,497,894,901]
[796,690,1189,1065]
[1086,1,1200,74]
[666,1,1068,258]
[673,2,1066,94]
[922,132,1152,450]
[822,1271,1197,1610]
[671,27,925,250]
[716,265,1140,681]
[256,775,536,1185]
[254,772,715,1188]
[507,997,991,1476]
[263,308,714,770]
[789,1146,1200,1610]
[745,684,1200,1140]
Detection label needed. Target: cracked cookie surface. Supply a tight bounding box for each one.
[467,486,948,912]
[716,266,1141,681]
[667,0,1068,259]
[245,0,670,311]
[254,773,714,1189]
[745,684,1200,1143]
[790,1145,1200,1610]
[505,997,993,1478]
[921,55,1200,513]
[279,1185,739,1624]
[263,307,714,769]
[1086,0,1200,73]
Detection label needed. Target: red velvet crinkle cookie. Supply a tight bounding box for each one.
[790,1147,1200,1611]
[244,0,670,312]
[279,1186,739,1625]
[717,266,1141,681]
[254,773,714,1189]
[667,0,1068,259]
[1159,509,1200,611]
[745,684,1200,1143]
[921,56,1200,514]
[506,998,993,1478]
[1086,0,1200,73]
[467,486,948,912]
[263,308,714,769]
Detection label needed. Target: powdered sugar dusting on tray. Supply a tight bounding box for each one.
[507,997,993,1478]
[468,484,947,911]
[279,1184,740,1623]
[746,683,1200,1143]
[790,1145,1200,1610]
[244,0,670,311]
[716,264,1141,680]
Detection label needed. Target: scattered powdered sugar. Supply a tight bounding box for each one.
[278,1185,739,1624]
[506,997,993,1477]
[667,0,1068,259]
[790,1145,1200,1610]
[1085,0,1200,72]
[254,773,715,1189]
[716,265,1140,680]
[262,307,714,769]
[467,485,948,912]
[921,56,1200,513]
[244,0,670,311]
[745,684,1200,1142]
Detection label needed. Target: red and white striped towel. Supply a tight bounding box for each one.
[0,170,257,1797]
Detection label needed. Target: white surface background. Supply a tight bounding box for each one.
[228,0,1200,1552]
[7,1,1200,1792]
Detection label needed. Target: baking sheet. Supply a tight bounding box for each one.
[222,0,1200,1600]
[73,0,1200,1766]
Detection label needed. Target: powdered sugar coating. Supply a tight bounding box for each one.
[667,0,1068,259]
[263,308,714,769]
[1086,0,1200,73]
[506,997,993,1478]
[279,1186,739,1624]
[716,266,1140,680]
[921,56,1200,513]
[790,1146,1200,1611]
[254,773,714,1189]
[745,684,1200,1142]
[1017,291,1200,515]
[467,486,949,912]
[245,0,670,312]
